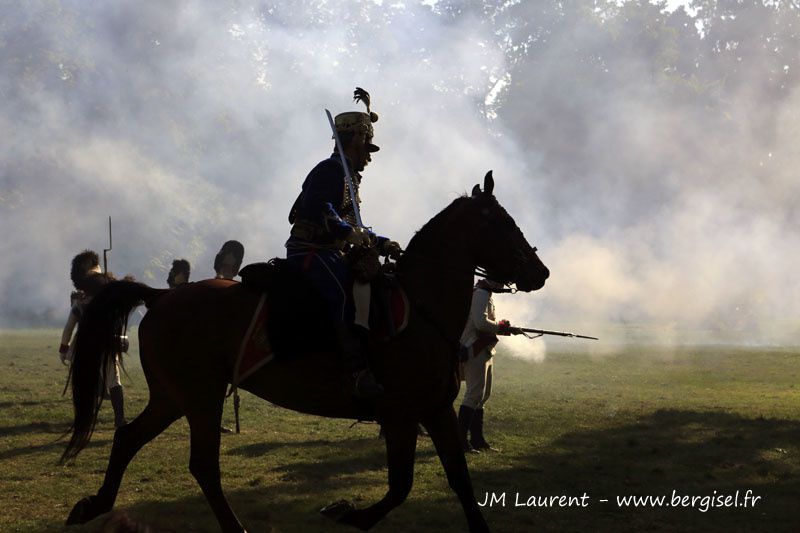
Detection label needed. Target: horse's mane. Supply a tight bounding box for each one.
[397,192,525,272]
[398,195,471,270]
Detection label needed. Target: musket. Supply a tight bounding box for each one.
[103,216,112,274]
[325,109,364,228]
[515,327,598,341]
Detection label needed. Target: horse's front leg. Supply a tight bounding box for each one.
[422,405,490,533]
[321,416,418,530]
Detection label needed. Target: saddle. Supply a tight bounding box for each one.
[233,259,409,390]
[367,273,410,342]
[237,259,409,360]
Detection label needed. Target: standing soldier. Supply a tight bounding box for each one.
[59,250,127,428]
[458,278,518,453]
[212,243,244,433]
[167,258,191,288]
[285,87,400,399]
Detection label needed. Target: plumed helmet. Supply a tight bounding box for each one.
[334,87,380,152]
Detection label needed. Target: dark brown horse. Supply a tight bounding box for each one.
[62,172,549,532]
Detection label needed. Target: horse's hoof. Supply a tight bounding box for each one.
[65,496,109,525]
[319,499,356,522]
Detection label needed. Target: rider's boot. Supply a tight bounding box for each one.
[335,324,384,400]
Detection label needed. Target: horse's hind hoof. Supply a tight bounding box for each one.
[320,499,356,522]
[66,496,108,525]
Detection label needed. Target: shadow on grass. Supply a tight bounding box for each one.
[0,398,68,409]
[474,408,800,532]
[0,420,71,437]
[0,435,110,461]
[39,410,800,532]
[226,438,356,457]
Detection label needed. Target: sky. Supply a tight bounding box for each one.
[1,0,798,346]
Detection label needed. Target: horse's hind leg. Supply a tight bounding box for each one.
[324,417,418,531]
[185,386,246,533]
[66,391,182,525]
[422,406,490,533]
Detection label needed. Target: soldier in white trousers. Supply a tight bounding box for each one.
[458,278,517,453]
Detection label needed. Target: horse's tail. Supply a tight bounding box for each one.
[60,280,164,464]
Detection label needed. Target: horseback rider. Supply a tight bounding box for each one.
[286,87,400,400]
[60,250,127,428]
[167,258,191,288]
[458,278,518,453]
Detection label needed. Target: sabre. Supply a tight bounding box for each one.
[514,327,598,341]
[325,109,363,228]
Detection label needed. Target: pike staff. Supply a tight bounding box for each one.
[103,216,112,274]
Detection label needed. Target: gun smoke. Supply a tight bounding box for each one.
[1,1,798,349]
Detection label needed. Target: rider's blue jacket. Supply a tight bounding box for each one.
[287,154,359,249]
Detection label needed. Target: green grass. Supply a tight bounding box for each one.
[1,329,798,532]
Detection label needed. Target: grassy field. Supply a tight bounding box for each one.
[0,329,798,532]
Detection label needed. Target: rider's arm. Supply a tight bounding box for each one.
[302,160,345,218]
[322,202,357,240]
[302,160,355,239]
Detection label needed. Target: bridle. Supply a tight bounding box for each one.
[394,248,526,292]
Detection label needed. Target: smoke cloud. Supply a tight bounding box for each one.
[1,0,798,346]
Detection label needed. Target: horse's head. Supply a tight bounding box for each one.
[464,171,550,292]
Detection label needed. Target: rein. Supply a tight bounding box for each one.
[391,251,502,358]
[408,298,461,352]
[391,250,467,356]
[397,249,518,292]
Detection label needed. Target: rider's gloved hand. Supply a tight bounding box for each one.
[497,319,512,336]
[346,227,371,247]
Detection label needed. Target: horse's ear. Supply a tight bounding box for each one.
[484,171,494,196]
[471,184,481,197]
